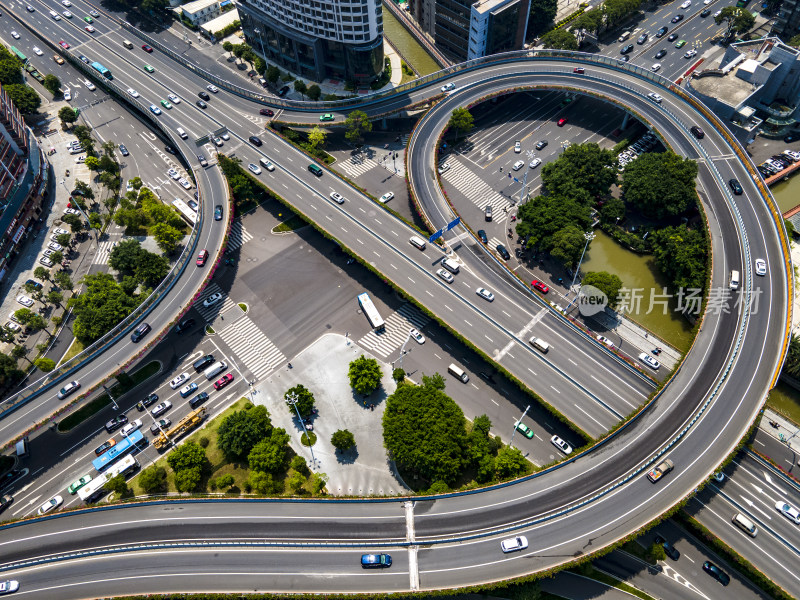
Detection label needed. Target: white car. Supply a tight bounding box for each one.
[120,419,143,437]
[639,352,660,370]
[207,84,219,93]
[11,31,20,40]
[512,160,524,171]
[63,89,72,101]
[0,580,19,594]
[680,0,691,7]
[379,192,394,203]
[40,257,54,267]
[647,92,663,104]
[33,47,44,57]
[62,0,71,5]
[551,435,573,455]
[514,141,522,153]
[221,133,230,140]
[651,63,661,72]
[64,208,81,216]
[167,168,180,180]
[704,0,713,4]
[529,158,541,168]
[5,321,21,333]
[202,292,223,307]
[330,192,345,204]
[214,137,224,147]
[57,380,80,399]
[151,401,172,417]
[16,295,34,307]
[167,94,181,104]
[75,156,85,164]
[755,258,766,276]
[84,80,96,91]
[596,335,614,348]
[37,495,63,515]
[436,268,454,283]
[126,180,134,192]
[54,227,69,235]
[684,49,697,59]
[178,178,192,189]
[713,9,722,16]
[441,82,455,93]
[63,10,72,17]
[248,163,262,175]
[776,500,800,524]
[43,249,56,258]
[48,242,63,251]
[169,373,190,389]
[127,88,139,98]
[501,535,529,553]
[149,104,162,115]
[437,162,450,175]
[410,328,425,344]
[476,288,495,302]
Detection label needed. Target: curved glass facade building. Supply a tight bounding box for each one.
[238,0,384,84]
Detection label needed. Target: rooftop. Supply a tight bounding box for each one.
[691,71,759,109]
[180,0,218,15]
[471,0,516,15]
[200,8,239,34]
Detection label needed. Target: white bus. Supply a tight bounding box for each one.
[79,455,139,503]
[171,198,196,225]
[357,292,385,332]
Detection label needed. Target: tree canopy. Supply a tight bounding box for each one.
[650,224,708,291]
[348,355,382,395]
[331,429,356,452]
[285,384,315,418]
[582,271,623,307]
[448,108,474,141]
[217,405,273,460]
[541,143,618,198]
[4,84,41,114]
[247,427,290,473]
[344,110,372,144]
[528,0,558,35]
[69,272,142,344]
[621,152,698,219]
[540,28,578,50]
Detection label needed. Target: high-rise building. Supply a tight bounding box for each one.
[238,0,385,84]
[0,84,48,283]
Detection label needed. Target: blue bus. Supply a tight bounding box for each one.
[91,61,112,80]
[92,430,145,472]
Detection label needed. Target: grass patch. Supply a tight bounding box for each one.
[621,540,652,563]
[205,325,215,334]
[300,431,317,446]
[238,302,247,312]
[273,215,306,233]
[569,566,655,600]
[766,380,800,424]
[58,338,85,366]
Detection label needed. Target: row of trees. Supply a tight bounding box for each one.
[114,184,186,253]
[109,238,170,290]
[0,46,42,115]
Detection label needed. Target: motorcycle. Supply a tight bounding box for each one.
[65,169,70,176]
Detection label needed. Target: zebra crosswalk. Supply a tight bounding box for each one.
[218,316,286,381]
[336,155,378,178]
[441,159,512,213]
[357,304,430,358]
[93,241,115,265]
[226,221,253,252]
[193,283,237,320]
[488,237,504,251]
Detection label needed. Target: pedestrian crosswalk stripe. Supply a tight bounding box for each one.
[226,221,253,252]
[218,316,286,380]
[336,155,378,178]
[488,237,504,250]
[93,241,114,265]
[357,304,430,358]
[442,158,511,212]
[193,282,237,320]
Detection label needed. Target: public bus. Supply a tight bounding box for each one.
[92,429,145,472]
[79,455,139,503]
[357,292,385,332]
[171,198,197,225]
[10,47,28,64]
[90,61,113,79]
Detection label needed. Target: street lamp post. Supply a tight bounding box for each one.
[392,331,412,370]
[286,392,318,469]
[566,231,596,310]
[510,405,531,448]
[253,27,266,61]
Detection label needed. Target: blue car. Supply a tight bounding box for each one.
[179,382,198,398]
[361,554,392,568]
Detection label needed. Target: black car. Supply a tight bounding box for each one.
[0,470,26,490]
[165,145,177,155]
[477,229,488,244]
[656,26,668,37]
[729,178,743,195]
[637,32,648,44]
[619,55,630,62]
[278,85,290,97]
[655,49,667,59]
[130,322,151,342]
[198,91,210,101]
[137,392,159,411]
[496,244,511,260]
[214,205,223,220]
[654,534,680,560]
[78,54,90,64]
[703,561,730,585]
[94,440,114,455]
[784,134,799,143]
[105,414,128,433]
[479,371,496,384]
[259,108,274,116]
[620,44,634,54]
[193,354,215,372]
[189,392,209,409]
[119,144,129,156]
[671,13,684,22]
[535,140,548,150]
[0,495,13,514]
[700,8,711,16]
[25,279,43,290]
[196,100,208,109]
[174,318,195,333]
[150,418,171,435]
[198,154,208,167]
[668,33,679,41]
[188,200,199,211]
[249,135,263,147]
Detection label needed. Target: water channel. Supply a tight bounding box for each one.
[382,9,441,76]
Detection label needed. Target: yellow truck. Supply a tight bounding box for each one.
[153,406,206,450]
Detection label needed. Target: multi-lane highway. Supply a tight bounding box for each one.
[0,0,792,595]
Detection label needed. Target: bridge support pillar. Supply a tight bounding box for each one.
[621,113,630,130]
[382,117,388,130]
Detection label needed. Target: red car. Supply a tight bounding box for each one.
[573,67,585,74]
[196,249,209,267]
[259,108,274,117]
[59,40,70,49]
[532,280,549,294]
[557,117,568,127]
[142,44,153,53]
[214,373,234,390]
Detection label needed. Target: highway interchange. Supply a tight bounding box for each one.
[0,0,794,595]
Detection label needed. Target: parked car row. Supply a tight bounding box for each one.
[618,133,659,171]
[756,149,800,178]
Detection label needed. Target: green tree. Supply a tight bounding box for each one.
[56,233,72,247]
[285,384,315,418]
[307,84,322,101]
[43,74,61,96]
[140,0,169,12]
[248,470,278,494]
[288,471,306,493]
[344,110,372,145]
[331,429,356,452]
[348,355,382,395]
[4,84,41,114]
[13,308,34,325]
[104,474,132,498]
[785,219,796,239]
[540,28,578,51]
[34,357,56,372]
[465,414,493,466]
[421,372,446,390]
[70,272,142,344]
[62,213,84,233]
[516,194,592,253]
[0,354,24,387]
[151,222,183,254]
[647,541,667,562]
[109,238,143,275]
[650,225,708,292]
[621,152,698,219]
[570,7,604,35]
[222,41,234,54]
[266,64,280,85]
[247,427,290,473]
[0,59,24,86]
[54,271,73,290]
[33,266,51,282]
[392,367,405,383]
[785,334,800,377]
[310,472,328,495]
[528,0,558,35]
[139,465,167,494]
[217,407,273,460]
[46,290,64,307]
[174,467,202,493]
[84,156,101,171]
[290,455,310,476]
[541,143,618,198]
[382,381,467,485]
[550,225,588,268]
[58,105,79,127]
[600,197,626,225]
[715,6,755,38]
[50,251,63,265]
[10,345,29,364]
[790,33,800,47]
[448,107,474,142]
[293,79,307,99]
[308,126,327,149]
[494,445,529,479]
[166,441,207,473]
[582,271,623,308]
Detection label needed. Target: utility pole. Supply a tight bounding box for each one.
[510,405,531,448]
[566,231,596,310]
[286,391,318,469]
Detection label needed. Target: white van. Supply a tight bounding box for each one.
[618,31,632,42]
[409,236,426,251]
[729,270,740,290]
[530,337,550,353]
[732,512,757,537]
[15,437,29,458]
[448,363,469,383]
[441,257,460,274]
[123,40,134,49]
[176,127,188,140]
[50,10,61,20]
[203,360,227,380]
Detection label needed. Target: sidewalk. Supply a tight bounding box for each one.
[760,407,800,457]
